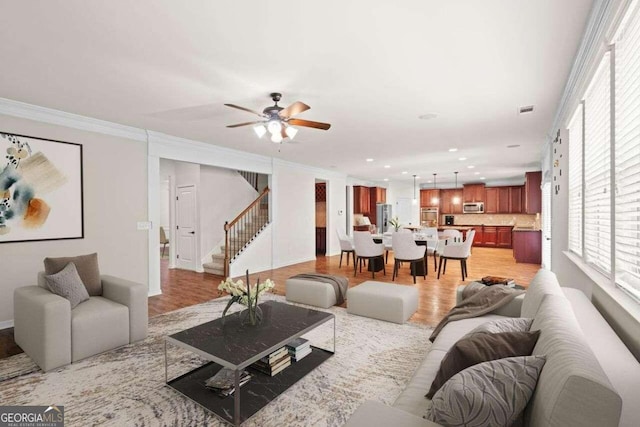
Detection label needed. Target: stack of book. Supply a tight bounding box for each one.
[251,347,291,376]
[481,276,516,286]
[286,337,312,362]
[204,368,251,397]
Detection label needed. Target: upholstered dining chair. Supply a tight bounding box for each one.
[382,232,393,263]
[422,227,440,271]
[160,226,169,257]
[353,231,385,278]
[392,232,427,284]
[336,228,356,268]
[440,229,462,243]
[437,229,476,280]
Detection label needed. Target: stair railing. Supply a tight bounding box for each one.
[223,187,270,277]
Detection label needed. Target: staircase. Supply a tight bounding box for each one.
[203,187,270,277]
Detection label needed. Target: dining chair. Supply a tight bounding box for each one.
[160,226,169,257]
[392,232,426,284]
[336,228,356,268]
[353,231,386,278]
[382,232,393,263]
[437,229,476,280]
[441,229,462,243]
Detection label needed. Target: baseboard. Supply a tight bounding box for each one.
[272,256,317,270]
[0,319,14,330]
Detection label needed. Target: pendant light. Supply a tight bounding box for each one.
[412,175,418,205]
[431,173,439,205]
[452,171,461,205]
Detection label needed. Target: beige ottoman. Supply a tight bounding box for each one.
[347,281,418,324]
[286,277,340,308]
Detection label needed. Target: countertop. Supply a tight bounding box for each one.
[512,227,542,232]
[437,226,474,231]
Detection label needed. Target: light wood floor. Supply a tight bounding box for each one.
[0,248,539,361]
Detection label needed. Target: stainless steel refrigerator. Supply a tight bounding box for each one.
[376,203,392,234]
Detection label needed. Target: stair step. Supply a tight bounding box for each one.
[203,262,225,276]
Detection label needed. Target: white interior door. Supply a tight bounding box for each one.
[176,185,197,271]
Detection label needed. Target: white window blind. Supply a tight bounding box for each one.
[542,182,552,269]
[567,105,583,255]
[614,2,640,300]
[583,53,612,275]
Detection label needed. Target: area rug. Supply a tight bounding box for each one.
[0,294,433,426]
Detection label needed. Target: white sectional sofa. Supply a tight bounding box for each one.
[346,270,640,427]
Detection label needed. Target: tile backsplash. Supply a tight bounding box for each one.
[443,214,538,227]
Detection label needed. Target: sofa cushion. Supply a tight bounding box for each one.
[426,355,547,427]
[430,314,509,353]
[427,330,541,398]
[43,262,90,309]
[71,296,129,362]
[44,253,102,296]
[461,317,533,340]
[521,269,564,318]
[526,294,622,427]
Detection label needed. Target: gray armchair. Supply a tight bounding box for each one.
[14,274,148,371]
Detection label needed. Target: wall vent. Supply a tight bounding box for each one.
[519,105,535,114]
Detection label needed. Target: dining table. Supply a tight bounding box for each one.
[371,232,451,274]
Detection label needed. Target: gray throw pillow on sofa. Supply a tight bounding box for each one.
[44,262,90,309]
[426,355,547,427]
[44,253,101,295]
[462,318,533,340]
[426,330,541,399]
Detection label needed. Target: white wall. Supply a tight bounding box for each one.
[199,164,258,263]
[386,181,420,227]
[0,114,148,326]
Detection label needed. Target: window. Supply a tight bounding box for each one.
[614,2,640,300]
[583,53,611,275]
[567,104,583,255]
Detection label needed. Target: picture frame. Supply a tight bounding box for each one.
[0,131,84,243]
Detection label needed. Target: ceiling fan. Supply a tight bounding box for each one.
[225,93,331,143]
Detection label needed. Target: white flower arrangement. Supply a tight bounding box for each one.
[218,270,275,325]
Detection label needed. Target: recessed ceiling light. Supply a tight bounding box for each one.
[458,157,467,161]
[448,148,458,152]
[384,165,391,169]
[507,144,521,148]
[383,178,389,182]
[366,158,374,162]
[474,172,480,175]
[418,113,438,120]
[401,171,408,175]
[519,105,534,114]
[468,165,475,169]
[480,177,486,180]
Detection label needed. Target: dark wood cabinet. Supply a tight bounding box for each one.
[513,230,542,264]
[368,186,387,227]
[483,226,498,247]
[440,189,463,214]
[497,226,513,248]
[472,226,484,247]
[485,188,499,214]
[353,186,370,215]
[420,189,440,207]
[510,186,523,213]
[315,227,326,254]
[463,184,485,203]
[315,182,326,202]
[525,171,542,214]
[498,187,510,213]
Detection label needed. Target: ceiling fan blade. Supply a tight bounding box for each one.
[288,118,331,130]
[224,103,265,117]
[278,101,310,119]
[226,121,263,128]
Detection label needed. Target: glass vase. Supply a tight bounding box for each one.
[240,304,263,326]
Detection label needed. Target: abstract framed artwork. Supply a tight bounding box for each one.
[0,132,84,243]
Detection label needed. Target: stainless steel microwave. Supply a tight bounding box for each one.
[463,202,484,214]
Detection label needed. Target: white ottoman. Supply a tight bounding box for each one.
[286,278,338,308]
[347,281,419,324]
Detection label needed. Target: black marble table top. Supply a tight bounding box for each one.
[167,300,334,369]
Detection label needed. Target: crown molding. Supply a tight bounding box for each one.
[0,97,147,142]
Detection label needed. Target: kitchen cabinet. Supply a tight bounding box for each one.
[497,226,513,248]
[368,186,387,227]
[510,186,523,213]
[353,186,370,215]
[485,188,499,214]
[440,189,463,214]
[525,171,542,214]
[498,187,510,213]
[513,230,542,263]
[463,184,485,203]
[420,189,440,207]
[471,225,513,248]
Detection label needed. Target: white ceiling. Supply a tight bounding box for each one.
[0,0,593,187]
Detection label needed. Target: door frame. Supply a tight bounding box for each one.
[175,183,201,272]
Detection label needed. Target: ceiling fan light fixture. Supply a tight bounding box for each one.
[285,125,298,140]
[253,124,267,138]
[271,132,283,144]
[267,120,282,135]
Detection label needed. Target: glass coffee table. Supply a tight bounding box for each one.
[164,300,335,426]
